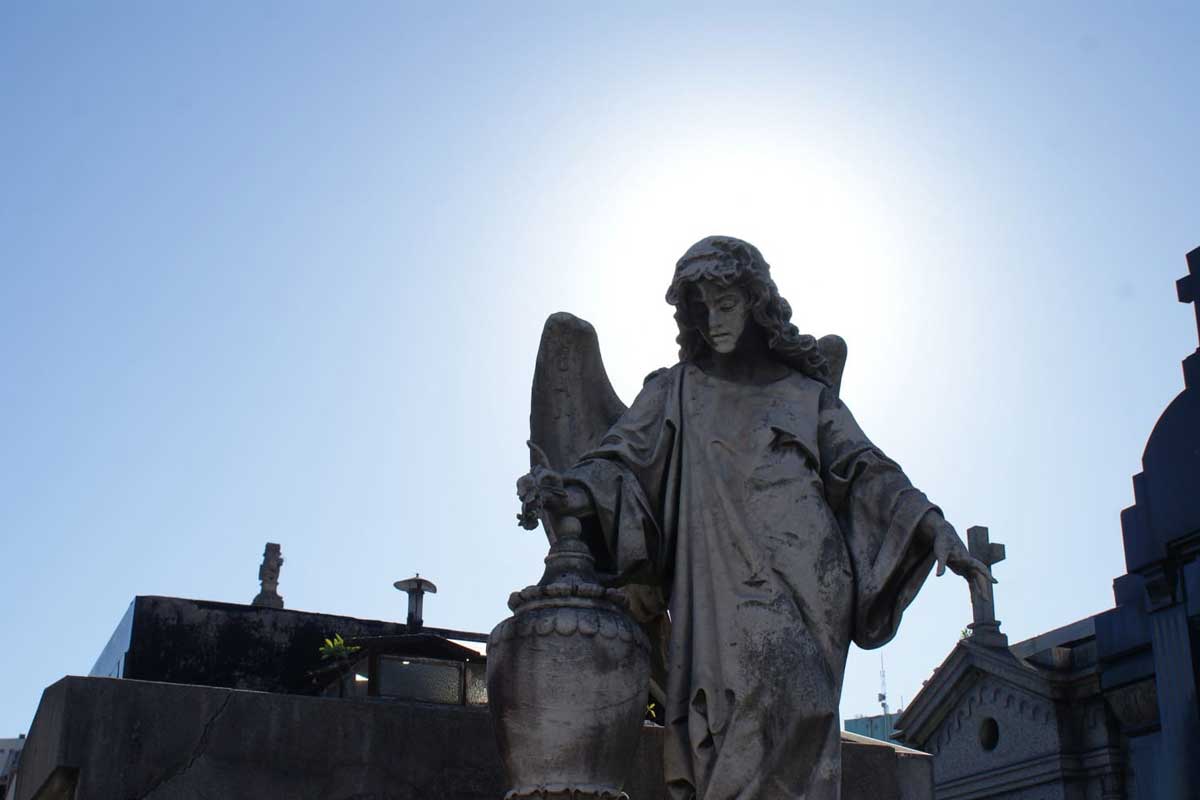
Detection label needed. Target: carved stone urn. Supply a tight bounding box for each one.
[487,534,650,800]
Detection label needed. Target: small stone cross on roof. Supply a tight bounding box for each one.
[1177,247,1200,390]
[1177,246,1200,347]
[966,526,1008,647]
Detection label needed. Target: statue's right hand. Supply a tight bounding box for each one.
[516,465,568,530]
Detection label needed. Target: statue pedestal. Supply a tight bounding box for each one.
[487,539,650,800]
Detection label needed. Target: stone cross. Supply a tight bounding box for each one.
[1177,246,1200,345]
[966,525,1007,647]
[394,573,438,631]
[1176,246,1200,389]
[252,542,284,609]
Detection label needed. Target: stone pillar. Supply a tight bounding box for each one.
[1145,570,1200,798]
[1126,733,1159,799]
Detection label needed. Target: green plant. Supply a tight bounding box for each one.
[318,633,360,661]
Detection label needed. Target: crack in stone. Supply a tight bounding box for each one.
[136,690,234,799]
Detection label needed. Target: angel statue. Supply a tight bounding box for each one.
[516,235,993,800]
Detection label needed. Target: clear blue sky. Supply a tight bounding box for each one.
[2,3,1198,735]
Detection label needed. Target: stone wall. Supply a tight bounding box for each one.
[17,677,930,800]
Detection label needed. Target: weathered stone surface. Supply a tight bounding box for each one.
[514,236,976,798]
[528,312,627,476]
[18,677,514,800]
[488,565,651,799]
[18,677,928,800]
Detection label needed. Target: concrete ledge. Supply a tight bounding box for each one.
[18,677,929,800]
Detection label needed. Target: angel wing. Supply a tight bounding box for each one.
[527,313,849,706]
[818,334,848,397]
[529,312,628,471]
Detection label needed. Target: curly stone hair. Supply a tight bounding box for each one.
[665,236,831,384]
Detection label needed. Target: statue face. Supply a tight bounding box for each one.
[693,280,751,355]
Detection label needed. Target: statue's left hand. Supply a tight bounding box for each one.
[922,513,996,598]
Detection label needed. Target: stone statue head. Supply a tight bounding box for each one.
[666,235,830,383]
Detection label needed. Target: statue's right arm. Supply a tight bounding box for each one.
[521,364,676,534]
[556,365,677,523]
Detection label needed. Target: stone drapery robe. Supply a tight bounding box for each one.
[566,362,937,800]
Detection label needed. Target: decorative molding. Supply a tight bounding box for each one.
[933,681,1053,751]
[489,605,649,653]
[505,784,628,799]
[508,581,630,612]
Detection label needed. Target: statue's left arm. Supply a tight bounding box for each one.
[817,386,947,649]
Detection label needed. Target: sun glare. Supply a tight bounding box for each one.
[548,132,919,400]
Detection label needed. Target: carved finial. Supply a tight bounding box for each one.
[394,574,438,631]
[966,526,1007,647]
[252,542,284,609]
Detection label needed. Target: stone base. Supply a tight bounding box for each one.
[16,677,931,800]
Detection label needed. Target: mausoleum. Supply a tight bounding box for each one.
[896,246,1200,800]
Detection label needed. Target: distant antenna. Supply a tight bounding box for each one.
[877,655,889,719]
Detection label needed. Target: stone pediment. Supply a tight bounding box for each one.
[923,675,1062,786]
[896,641,1078,795]
[895,639,1055,751]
